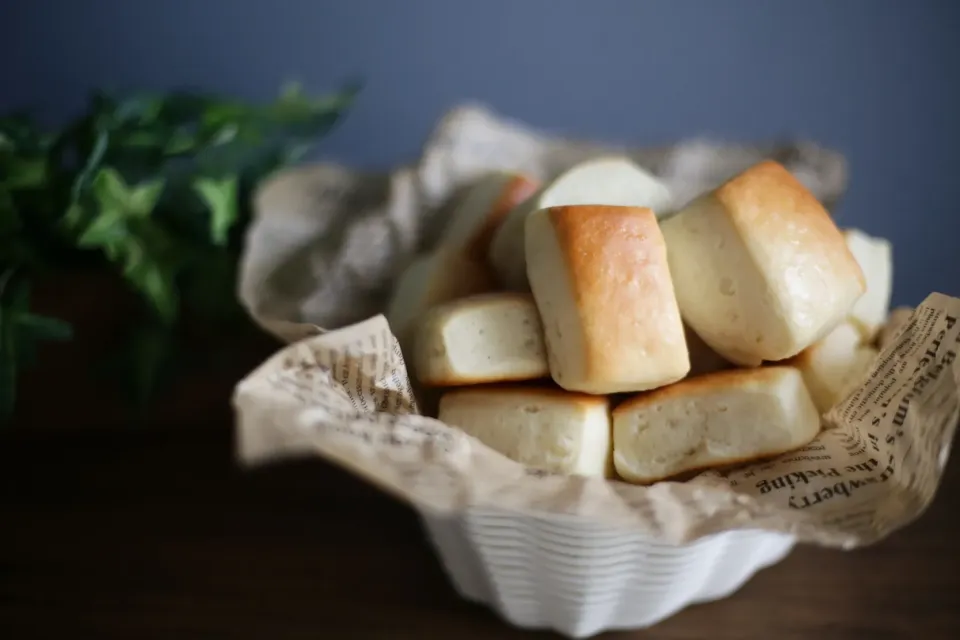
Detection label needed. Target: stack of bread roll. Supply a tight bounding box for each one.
[386,157,896,484]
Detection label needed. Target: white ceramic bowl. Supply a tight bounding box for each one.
[421,506,795,638]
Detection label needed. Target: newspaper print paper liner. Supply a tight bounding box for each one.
[234,104,959,547]
[235,296,960,548]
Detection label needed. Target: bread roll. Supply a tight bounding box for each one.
[788,322,878,413]
[438,172,540,263]
[489,157,673,290]
[413,293,549,386]
[525,205,690,394]
[877,306,915,351]
[438,386,612,477]
[843,228,893,342]
[385,250,495,349]
[661,160,866,366]
[613,366,821,484]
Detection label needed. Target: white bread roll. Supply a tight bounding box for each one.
[489,157,673,290]
[438,172,540,263]
[843,228,893,342]
[788,321,878,413]
[877,306,915,351]
[386,250,495,349]
[412,293,549,386]
[525,205,690,394]
[438,386,612,477]
[661,160,866,367]
[613,366,821,484]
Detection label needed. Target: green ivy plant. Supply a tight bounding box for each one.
[0,82,359,422]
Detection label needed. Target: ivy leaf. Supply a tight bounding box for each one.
[0,114,48,153]
[92,167,165,219]
[0,116,48,193]
[193,176,238,246]
[122,129,169,149]
[0,189,39,266]
[274,81,361,125]
[0,187,19,234]
[78,168,178,321]
[0,270,72,423]
[111,95,164,126]
[62,128,110,229]
[2,157,46,190]
[201,102,248,131]
[17,312,72,340]
[77,207,127,252]
[16,313,73,368]
[124,254,178,322]
[61,203,86,230]
[164,130,199,155]
[0,81,360,415]
[92,167,130,210]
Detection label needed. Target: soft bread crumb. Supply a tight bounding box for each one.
[438,385,612,477]
[613,366,821,484]
[412,292,549,386]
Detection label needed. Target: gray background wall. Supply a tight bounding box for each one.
[3,0,958,306]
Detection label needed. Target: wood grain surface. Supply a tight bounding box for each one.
[2,425,959,639]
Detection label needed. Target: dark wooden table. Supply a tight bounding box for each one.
[2,422,959,639]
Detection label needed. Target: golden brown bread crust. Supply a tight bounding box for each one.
[439,384,610,410]
[783,342,820,369]
[716,160,866,295]
[613,365,799,414]
[465,174,540,264]
[547,205,688,383]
